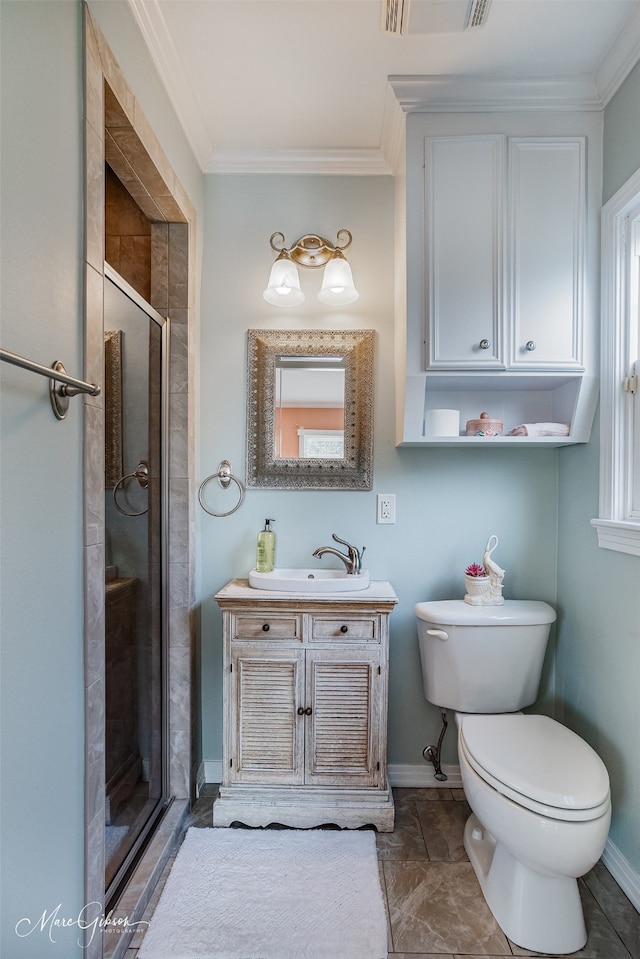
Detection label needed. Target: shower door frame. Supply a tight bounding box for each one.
[103,264,171,907]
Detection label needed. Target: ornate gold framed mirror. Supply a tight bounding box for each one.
[246,329,374,490]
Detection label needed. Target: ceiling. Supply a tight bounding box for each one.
[129,0,640,174]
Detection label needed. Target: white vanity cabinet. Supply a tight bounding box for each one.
[395,98,603,446]
[213,580,397,830]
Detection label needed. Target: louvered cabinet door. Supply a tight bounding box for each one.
[304,648,381,787]
[230,647,305,785]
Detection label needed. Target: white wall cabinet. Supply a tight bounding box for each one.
[426,135,585,372]
[395,100,603,446]
[213,580,398,830]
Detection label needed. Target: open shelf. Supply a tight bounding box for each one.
[398,373,598,447]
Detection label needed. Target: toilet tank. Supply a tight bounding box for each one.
[415,600,556,713]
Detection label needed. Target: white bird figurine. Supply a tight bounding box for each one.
[483,534,505,605]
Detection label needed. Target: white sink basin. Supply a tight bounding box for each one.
[248,568,370,593]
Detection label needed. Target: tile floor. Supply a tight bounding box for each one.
[126,786,639,959]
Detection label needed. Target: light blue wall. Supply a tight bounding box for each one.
[197,174,560,770]
[0,2,203,955]
[556,61,640,879]
[1,3,85,955]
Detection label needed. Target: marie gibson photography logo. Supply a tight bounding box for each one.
[15,902,150,948]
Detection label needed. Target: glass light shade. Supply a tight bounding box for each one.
[317,255,359,305]
[263,256,304,306]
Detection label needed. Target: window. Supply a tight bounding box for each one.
[297,429,344,459]
[592,169,640,555]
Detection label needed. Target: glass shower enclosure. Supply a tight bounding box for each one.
[103,265,169,902]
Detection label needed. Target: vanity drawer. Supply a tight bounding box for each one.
[310,616,379,643]
[231,614,303,643]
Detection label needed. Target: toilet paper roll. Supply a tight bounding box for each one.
[425,408,460,437]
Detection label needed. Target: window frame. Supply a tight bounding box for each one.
[591,168,640,556]
[297,428,345,459]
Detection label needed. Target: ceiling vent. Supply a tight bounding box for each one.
[383,0,491,35]
[384,0,405,34]
[466,0,492,29]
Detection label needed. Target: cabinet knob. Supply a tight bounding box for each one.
[525,340,536,352]
[479,339,490,350]
[340,624,348,634]
[262,623,270,632]
[305,707,313,716]
[297,706,305,715]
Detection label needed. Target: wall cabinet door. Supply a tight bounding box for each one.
[507,138,585,369]
[426,134,505,369]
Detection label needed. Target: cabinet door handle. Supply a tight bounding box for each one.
[262,623,270,632]
[479,339,490,350]
[297,706,305,715]
[297,706,313,716]
[525,340,536,352]
[340,624,348,633]
[304,707,312,716]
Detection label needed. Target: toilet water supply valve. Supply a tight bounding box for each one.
[423,707,449,782]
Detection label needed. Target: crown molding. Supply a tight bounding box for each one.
[595,3,640,106]
[388,74,605,113]
[380,82,406,175]
[128,0,639,175]
[127,0,213,171]
[206,147,392,176]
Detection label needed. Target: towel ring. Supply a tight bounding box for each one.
[198,460,245,517]
[113,460,149,516]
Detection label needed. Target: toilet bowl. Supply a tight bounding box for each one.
[415,600,611,954]
[458,712,611,954]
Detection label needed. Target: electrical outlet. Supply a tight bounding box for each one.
[376,493,396,524]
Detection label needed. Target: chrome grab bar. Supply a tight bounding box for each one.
[1,348,100,420]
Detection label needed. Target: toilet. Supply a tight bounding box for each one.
[415,600,611,955]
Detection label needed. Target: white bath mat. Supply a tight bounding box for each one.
[137,826,387,959]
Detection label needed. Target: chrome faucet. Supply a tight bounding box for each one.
[312,534,366,575]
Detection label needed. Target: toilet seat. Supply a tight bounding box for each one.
[459,714,610,822]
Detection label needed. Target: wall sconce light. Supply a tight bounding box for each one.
[263,229,359,307]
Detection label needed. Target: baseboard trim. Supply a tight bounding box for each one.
[198,761,462,793]
[196,760,223,796]
[602,837,640,912]
[388,763,463,788]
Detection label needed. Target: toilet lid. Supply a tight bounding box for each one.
[414,599,556,626]
[459,714,610,818]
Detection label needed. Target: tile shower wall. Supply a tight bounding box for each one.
[105,165,152,302]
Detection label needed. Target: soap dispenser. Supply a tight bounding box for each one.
[256,518,276,573]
